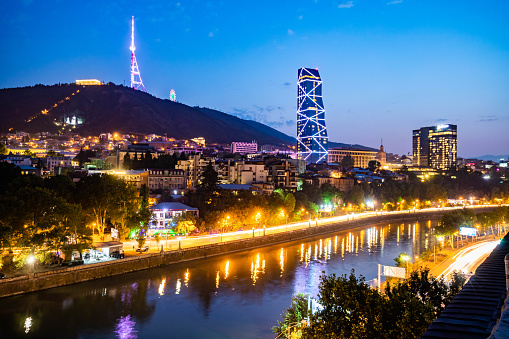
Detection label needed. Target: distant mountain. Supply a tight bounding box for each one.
[469,155,509,162]
[0,83,377,150]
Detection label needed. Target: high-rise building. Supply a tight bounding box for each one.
[297,68,328,163]
[412,124,457,170]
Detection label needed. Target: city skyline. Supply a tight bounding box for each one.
[2,1,508,157]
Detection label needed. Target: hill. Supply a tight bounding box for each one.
[0,83,295,146]
[0,83,377,151]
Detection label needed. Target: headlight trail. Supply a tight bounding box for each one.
[436,240,499,280]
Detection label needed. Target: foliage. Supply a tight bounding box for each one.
[136,235,146,249]
[368,160,381,172]
[394,252,410,268]
[280,268,467,339]
[199,161,219,189]
[0,142,7,155]
[305,271,386,338]
[341,154,355,168]
[272,293,309,338]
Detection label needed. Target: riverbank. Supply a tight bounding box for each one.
[0,207,499,299]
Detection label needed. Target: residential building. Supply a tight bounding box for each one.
[327,147,377,168]
[302,175,354,192]
[232,160,268,185]
[296,68,328,163]
[147,169,186,191]
[46,157,73,172]
[231,142,257,155]
[149,202,199,229]
[265,159,298,189]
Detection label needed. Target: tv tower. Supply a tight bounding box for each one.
[130,16,146,92]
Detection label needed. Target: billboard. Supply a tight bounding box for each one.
[383,265,406,279]
[459,227,477,236]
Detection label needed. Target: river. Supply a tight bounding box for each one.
[0,218,437,338]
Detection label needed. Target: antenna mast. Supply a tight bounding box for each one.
[130,16,146,92]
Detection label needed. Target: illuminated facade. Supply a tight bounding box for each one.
[328,147,377,168]
[76,79,103,86]
[413,124,457,170]
[130,16,146,92]
[297,68,328,163]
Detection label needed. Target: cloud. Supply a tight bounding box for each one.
[387,0,403,4]
[479,115,498,122]
[208,32,214,37]
[299,15,303,20]
[338,1,354,8]
[231,106,288,128]
[287,29,295,36]
[435,118,448,123]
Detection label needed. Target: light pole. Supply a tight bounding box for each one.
[263,225,266,236]
[255,212,261,236]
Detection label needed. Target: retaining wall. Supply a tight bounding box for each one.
[0,210,485,298]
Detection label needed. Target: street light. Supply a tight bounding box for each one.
[255,212,261,235]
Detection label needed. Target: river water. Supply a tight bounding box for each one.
[0,218,437,338]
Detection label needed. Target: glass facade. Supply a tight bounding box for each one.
[297,68,328,163]
[412,125,457,170]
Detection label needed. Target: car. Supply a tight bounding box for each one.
[136,246,149,253]
[0,273,6,279]
[110,251,125,259]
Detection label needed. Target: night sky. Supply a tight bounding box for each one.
[2,1,508,157]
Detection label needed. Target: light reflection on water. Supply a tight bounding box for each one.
[0,219,437,339]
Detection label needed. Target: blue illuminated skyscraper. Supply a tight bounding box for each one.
[297,68,328,163]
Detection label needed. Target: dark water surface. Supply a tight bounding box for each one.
[0,219,437,338]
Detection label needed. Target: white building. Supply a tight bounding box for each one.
[149,202,199,229]
[231,142,257,155]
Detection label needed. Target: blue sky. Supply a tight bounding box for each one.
[2,0,508,157]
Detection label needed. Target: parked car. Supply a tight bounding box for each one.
[0,273,6,279]
[136,246,149,253]
[110,251,124,259]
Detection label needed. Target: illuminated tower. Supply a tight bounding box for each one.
[130,16,146,92]
[297,68,328,163]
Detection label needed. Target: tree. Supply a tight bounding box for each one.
[23,149,36,158]
[291,268,466,339]
[284,193,296,215]
[272,293,309,338]
[305,271,385,338]
[436,209,476,248]
[110,183,142,240]
[368,160,381,172]
[426,184,447,204]
[46,150,64,157]
[347,185,365,206]
[199,161,218,189]
[75,174,125,240]
[0,142,7,155]
[123,152,132,170]
[341,154,355,168]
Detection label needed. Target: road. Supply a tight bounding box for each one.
[121,204,505,258]
[432,239,500,281]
